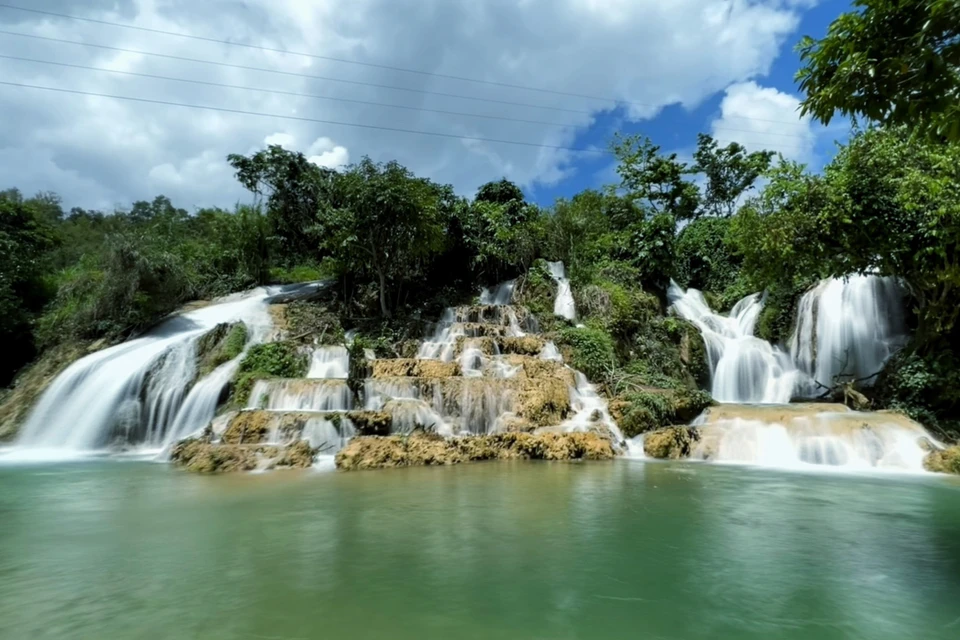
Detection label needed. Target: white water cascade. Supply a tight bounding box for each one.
[668,282,800,403]
[6,286,287,460]
[666,275,940,472]
[546,261,577,321]
[790,275,907,395]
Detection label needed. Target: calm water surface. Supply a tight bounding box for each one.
[1,459,959,639]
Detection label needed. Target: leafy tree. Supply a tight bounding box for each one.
[692,134,775,217]
[796,0,960,141]
[611,134,699,220]
[0,190,60,384]
[321,157,452,317]
[475,178,525,206]
[228,145,340,262]
[674,216,741,294]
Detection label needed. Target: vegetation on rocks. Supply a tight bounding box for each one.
[196,322,248,377]
[233,342,309,405]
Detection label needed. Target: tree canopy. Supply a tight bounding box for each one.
[797,0,960,141]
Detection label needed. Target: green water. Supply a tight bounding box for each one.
[2,460,960,639]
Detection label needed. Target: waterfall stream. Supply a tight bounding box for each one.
[5,285,301,461]
[667,275,936,472]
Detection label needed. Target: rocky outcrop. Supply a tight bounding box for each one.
[335,430,615,471]
[498,336,545,356]
[370,359,460,378]
[170,437,318,473]
[923,446,960,474]
[347,410,392,436]
[643,426,701,459]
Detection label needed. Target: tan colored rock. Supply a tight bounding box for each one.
[370,359,460,378]
[643,426,701,459]
[346,410,392,436]
[503,355,576,387]
[923,446,960,475]
[268,304,289,340]
[455,337,498,356]
[170,438,317,473]
[334,430,615,471]
[499,336,545,356]
[515,377,571,427]
[221,411,273,444]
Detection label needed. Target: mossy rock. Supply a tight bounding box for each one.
[923,446,960,474]
[196,322,247,377]
[370,359,460,379]
[499,336,546,356]
[347,410,392,436]
[613,388,713,438]
[643,426,701,459]
[334,430,615,471]
[516,378,572,427]
[170,438,318,473]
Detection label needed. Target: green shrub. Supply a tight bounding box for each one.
[674,216,740,294]
[876,346,960,442]
[269,263,328,284]
[558,326,616,382]
[615,388,713,438]
[197,322,248,376]
[233,341,308,404]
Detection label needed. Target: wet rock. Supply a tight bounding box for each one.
[923,446,960,475]
[643,426,702,459]
[196,322,247,377]
[454,337,498,356]
[370,359,460,379]
[170,438,317,473]
[499,336,546,356]
[346,410,392,436]
[516,378,571,427]
[503,355,575,386]
[221,410,272,444]
[334,430,615,471]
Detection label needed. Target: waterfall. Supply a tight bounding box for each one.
[8,287,279,460]
[790,275,907,393]
[667,282,800,403]
[307,346,349,379]
[689,404,937,472]
[546,261,577,321]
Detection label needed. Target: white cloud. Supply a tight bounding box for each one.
[0,0,819,209]
[710,81,817,163]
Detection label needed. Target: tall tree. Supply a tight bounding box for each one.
[322,157,451,317]
[227,146,340,262]
[692,134,775,217]
[796,0,960,141]
[611,134,700,220]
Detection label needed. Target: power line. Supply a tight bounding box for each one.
[0,2,652,107]
[0,81,811,154]
[0,27,813,128]
[0,30,596,116]
[0,54,816,141]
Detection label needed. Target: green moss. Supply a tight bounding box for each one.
[197,322,248,377]
[612,388,712,438]
[268,263,329,284]
[232,341,308,405]
[515,260,561,331]
[558,326,617,383]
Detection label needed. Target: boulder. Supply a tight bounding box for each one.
[643,426,701,459]
[923,446,960,475]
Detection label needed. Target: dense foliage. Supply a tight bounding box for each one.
[797,0,960,141]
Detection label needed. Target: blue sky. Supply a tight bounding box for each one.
[529,0,852,206]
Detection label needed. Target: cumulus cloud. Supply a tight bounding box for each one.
[0,0,818,209]
[710,81,816,163]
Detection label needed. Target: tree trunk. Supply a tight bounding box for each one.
[378,270,391,318]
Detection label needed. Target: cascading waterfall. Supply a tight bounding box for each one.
[790,275,907,394]
[667,282,800,403]
[546,261,577,321]
[667,275,938,472]
[8,287,282,460]
[307,346,349,379]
